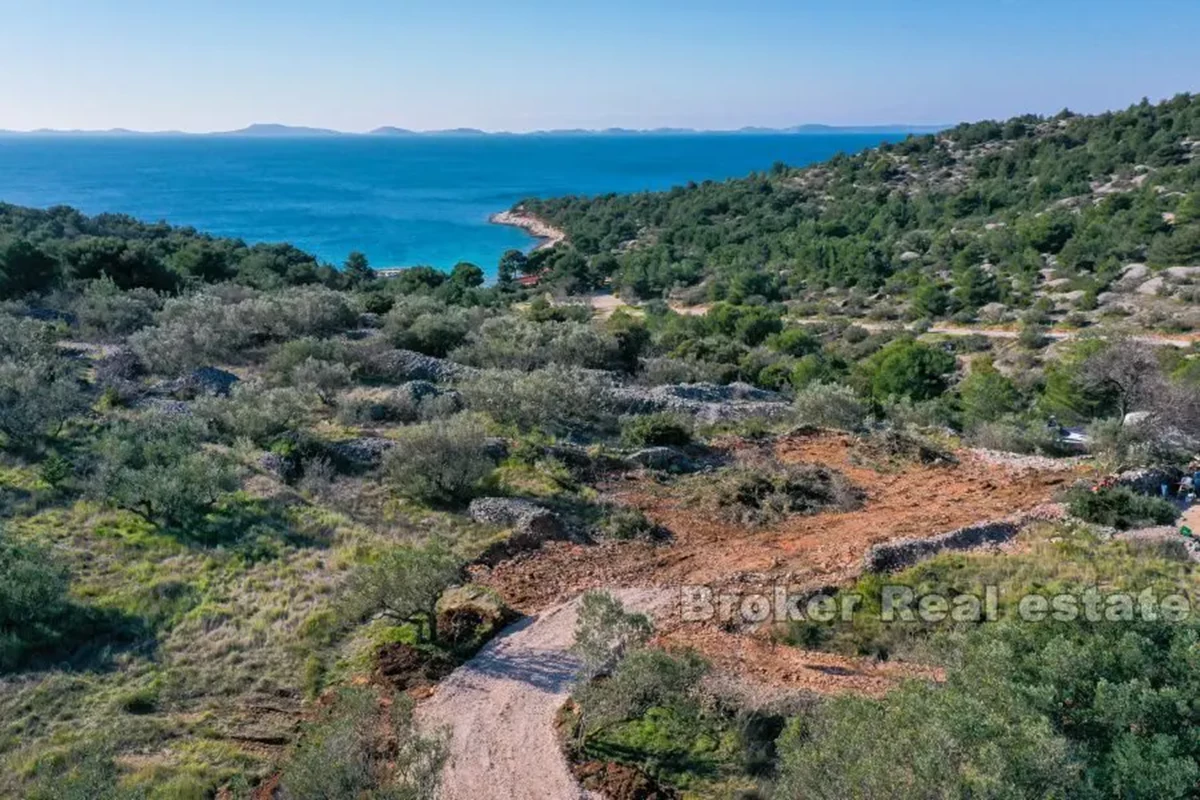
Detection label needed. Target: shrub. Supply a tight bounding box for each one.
[461,367,616,435]
[620,412,693,448]
[596,505,664,541]
[700,461,864,526]
[91,413,240,527]
[0,360,88,452]
[72,277,163,338]
[338,540,462,644]
[291,357,354,404]
[0,530,74,672]
[773,676,1077,800]
[279,687,445,800]
[969,419,1063,455]
[1067,486,1179,530]
[452,316,625,371]
[793,383,868,431]
[131,287,357,374]
[336,384,461,426]
[336,383,460,429]
[1018,321,1049,349]
[1085,416,1196,469]
[382,414,497,505]
[572,646,709,749]
[571,591,653,681]
[0,316,88,451]
[857,339,957,402]
[195,383,312,444]
[265,337,356,383]
[958,357,1020,428]
[851,428,956,468]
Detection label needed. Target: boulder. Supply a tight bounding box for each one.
[1165,266,1200,280]
[329,437,396,469]
[137,397,193,417]
[625,447,696,473]
[865,520,1019,573]
[95,347,144,383]
[1137,276,1166,295]
[482,437,510,461]
[609,381,792,423]
[468,497,563,542]
[157,367,240,399]
[364,348,477,383]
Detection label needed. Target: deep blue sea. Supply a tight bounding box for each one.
[0,133,903,274]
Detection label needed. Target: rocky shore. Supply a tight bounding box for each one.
[489,207,566,250]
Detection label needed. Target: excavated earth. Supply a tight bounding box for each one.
[472,429,1086,689]
[419,430,1087,798]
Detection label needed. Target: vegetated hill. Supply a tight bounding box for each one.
[519,94,1200,321]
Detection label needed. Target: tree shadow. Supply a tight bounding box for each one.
[164,495,334,556]
[459,641,583,694]
[4,603,154,677]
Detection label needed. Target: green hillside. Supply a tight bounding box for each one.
[520,94,1200,313]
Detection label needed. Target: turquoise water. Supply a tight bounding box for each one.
[0,133,904,274]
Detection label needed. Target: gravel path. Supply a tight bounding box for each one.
[416,588,673,800]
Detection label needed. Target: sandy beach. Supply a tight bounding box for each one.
[490,207,568,250]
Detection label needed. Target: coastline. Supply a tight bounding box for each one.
[489,207,567,251]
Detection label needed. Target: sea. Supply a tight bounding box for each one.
[0,133,906,276]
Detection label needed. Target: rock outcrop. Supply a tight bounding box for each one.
[610,381,792,423]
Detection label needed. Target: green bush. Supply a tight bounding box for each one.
[452,317,625,371]
[620,413,693,448]
[0,315,88,452]
[0,531,73,672]
[279,687,446,800]
[856,339,957,403]
[336,385,461,426]
[968,419,1063,455]
[597,505,663,541]
[265,337,358,385]
[774,675,1077,799]
[72,277,163,338]
[462,367,616,435]
[700,461,864,526]
[338,540,462,644]
[195,383,313,444]
[958,357,1021,428]
[382,414,497,505]
[776,523,1200,800]
[793,383,867,431]
[573,646,709,750]
[131,287,357,374]
[1067,486,1179,530]
[91,413,240,527]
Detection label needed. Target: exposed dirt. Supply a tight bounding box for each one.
[477,430,1085,613]
[423,432,1084,798]
[375,642,456,692]
[573,760,678,800]
[472,430,1082,694]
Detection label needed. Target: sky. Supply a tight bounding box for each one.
[0,0,1197,133]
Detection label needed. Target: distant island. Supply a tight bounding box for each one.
[0,122,949,138]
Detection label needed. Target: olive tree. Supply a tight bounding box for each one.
[338,540,462,645]
[381,414,497,505]
[91,413,240,527]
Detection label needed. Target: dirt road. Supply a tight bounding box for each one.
[416,588,672,800]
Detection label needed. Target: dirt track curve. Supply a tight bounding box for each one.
[416,589,672,800]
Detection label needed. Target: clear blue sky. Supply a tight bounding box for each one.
[1,0,1197,132]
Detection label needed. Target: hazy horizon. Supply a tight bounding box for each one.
[1,0,1198,134]
[0,121,951,135]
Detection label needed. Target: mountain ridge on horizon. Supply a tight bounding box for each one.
[0,121,950,138]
